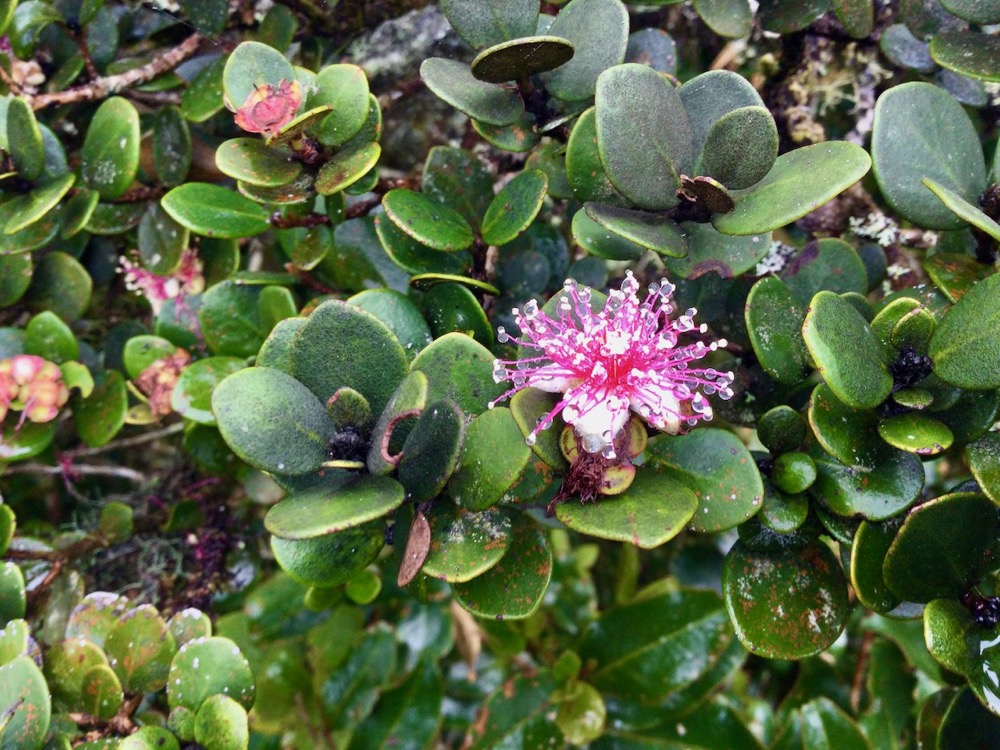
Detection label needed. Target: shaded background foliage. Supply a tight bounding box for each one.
[0,0,999,747]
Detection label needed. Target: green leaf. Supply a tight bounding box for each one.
[579,590,732,701]
[930,32,1000,82]
[803,291,892,410]
[138,204,189,275]
[119,727,180,750]
[565,107,629,206]
[555,466,697,548]
[420,282,493,346]
[152,106,191,187]
[420,58,525,127]
[757,0,831,32]
[398,400,466,503]
[320,625,396,731]
[471,36,574,83]
[812,448,923,520]
[212,366,335,475]
[0,656,50,750]
[6,98,44,182]
[72,370,127,447]
[452,514,552,619]
[723,540,849,658]
[422,146,495,233]
[833,0,873,38]
[696,106,777,189]
[800,698,873,750]
[168,637,254,712]
[745,276,810,384]
[80,98,140,200]
[448,407,531,511]
[194,694,248,750]
[198,281,265,357]
[215,138,302,187]
[420,505,512,582]
[289,299,409,426]
[878,412,953,456]
[968,433,1000,506]
[348,289,432,358]
[595,63,691,210]
[171,356,245,425]
[222,40,294,110]
[808,383,883,469]
[929,273,1000,390]
[410,332,506,417]
[781,238,869,304]
[271,521,385,588]
[678,70,764,159]
[644,428,764,533]
[181,56,226,123]
[311,64,371,147]
[350,657,443,750]
[26,251,91,322]
[382,188,475,252]
[872,82,987,229]
[439,0,539,48]
[177,0,227,34]
[850,518,903,614]
[584,203,687,256]
[712,142,871,235]
[923,178,1000,242]
[482,169,547,246]
[693,0,753,37]
[80,665,123,721]
[0,420,55,462]
[540,0,629,101]
[265,476,404,539]
[25,310,78,364]
[162,183,271,239]
[663,221,770,279]
[315,142,381,195]
[571,207,644,261]
[105,604,177,693]
[122,335,177,379]
[883,491,1000,602]
[463,671,560,750]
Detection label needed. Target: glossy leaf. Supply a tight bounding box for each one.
[162,183,271,239]
[723,540,849,658]
[803,291,892,410]
[713,142,871,235]
[80,98,140,200]
[556,466,697,548]
[645,428,764,532]
[884,492,1000,602]
[452,515,552,619]
[482,169,547,246]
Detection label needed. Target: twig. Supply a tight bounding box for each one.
[849,629,875,712]
[71,27,99,80]
[27,34,203,110]
[68,422,184,458]
[2,463,147,484]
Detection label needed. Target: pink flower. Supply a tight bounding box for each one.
[491,272,734,460]
[0,355,69,425]
[120,248,205,315]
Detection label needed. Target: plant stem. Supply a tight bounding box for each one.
[27,34,204,110]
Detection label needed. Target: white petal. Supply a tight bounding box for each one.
[571,398,630,452]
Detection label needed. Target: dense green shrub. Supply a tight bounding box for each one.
[1,0,999,746]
